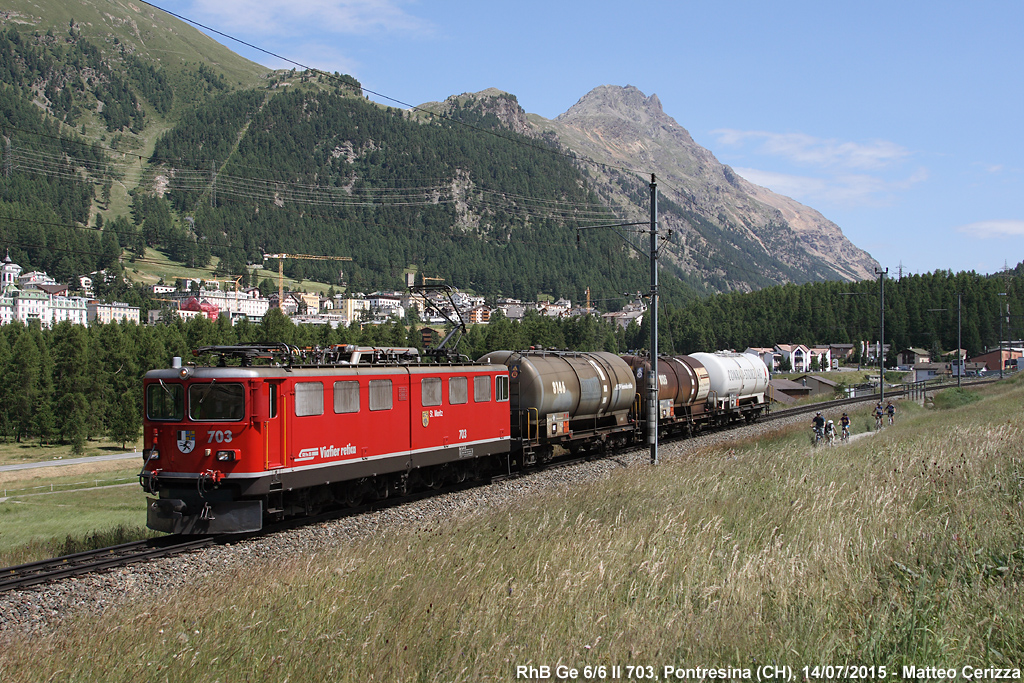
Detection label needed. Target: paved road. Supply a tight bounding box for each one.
[0,451,142,472]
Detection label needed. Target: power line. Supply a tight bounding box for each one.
[3,129,614,221]
[138,0,647,183]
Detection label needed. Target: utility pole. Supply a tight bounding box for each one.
[875,267,887,403]
[998,292,1008,379]
[957,292,962,388]
[576,174,668,465]
[647,174,659,465]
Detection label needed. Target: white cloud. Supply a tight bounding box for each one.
[734,167,927,208]
[713,129,910,171]
[187,0,432,37]
[956,220,1024,238]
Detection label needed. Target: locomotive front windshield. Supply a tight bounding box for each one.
[188,383,245,421]
[146,382,184,421]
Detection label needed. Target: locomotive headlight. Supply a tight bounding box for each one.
[178,366,192,379]
[215,450,237,462]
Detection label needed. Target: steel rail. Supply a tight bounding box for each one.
[0,536,216,593]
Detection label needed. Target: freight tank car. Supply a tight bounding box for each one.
[140,344,511,534]
[477,350,637,462]
[688,351,770,423]
[619,354,711,434]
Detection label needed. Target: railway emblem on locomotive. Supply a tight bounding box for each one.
[422,410,429,427]
[176,429,196,454]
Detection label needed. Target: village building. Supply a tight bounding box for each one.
[774,344,810,373]
[87,301,140,325]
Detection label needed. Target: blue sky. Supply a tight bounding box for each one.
[159,0,1023,278]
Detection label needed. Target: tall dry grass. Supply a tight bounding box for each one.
[1,382,1022,681]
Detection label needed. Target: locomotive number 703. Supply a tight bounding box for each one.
[207,430,233,444]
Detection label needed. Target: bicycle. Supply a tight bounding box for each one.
[875,414,883,431]
[841,425,850,442]
[887,412,895,426]
[811,427,823,447]
[826,428,836,447]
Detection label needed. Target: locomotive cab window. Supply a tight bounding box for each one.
[295,382,324,417]
[449,377,467,405]
[369,379,393,411]
[147,382,184,421]
[188,383,245,421]
[496,375,509,402]
[473,375,491,402]
[422,378,442,407]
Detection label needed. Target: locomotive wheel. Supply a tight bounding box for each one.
[342,482,365,507]
[427,465,449,490]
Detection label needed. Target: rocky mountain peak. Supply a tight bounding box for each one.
[537,85,879,285]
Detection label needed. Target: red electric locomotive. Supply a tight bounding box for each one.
[140,344,510,534]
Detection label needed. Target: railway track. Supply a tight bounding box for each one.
[765,375,998,422]
[0,536,217,593]
[0,376,998,593]
[0,478,487,594]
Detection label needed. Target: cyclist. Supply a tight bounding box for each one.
[824,419,837,446]
[874,402,884,430]
[812,411,825,445]
[839,412,851,441]
[886,400,896,425]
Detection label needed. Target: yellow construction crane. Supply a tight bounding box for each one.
[262,253,352,310]
[205,275,243,293]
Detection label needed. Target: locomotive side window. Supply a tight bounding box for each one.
[334,381,360,414]
[369,379,392,411]
[449,377,467,405]
[473,375,491,402]
[146,383,183,421]
[496,375,509,402]
[295,382,324,417]
[188,383,245,421]
[421,378,442,407]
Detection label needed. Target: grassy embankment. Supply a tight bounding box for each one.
[0,438,154,566]
[1,380,1021,679]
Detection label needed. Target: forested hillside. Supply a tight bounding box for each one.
[147,84,684,304]
[660,265,1024,360]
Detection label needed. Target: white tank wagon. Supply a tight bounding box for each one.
[689,351,770,421]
